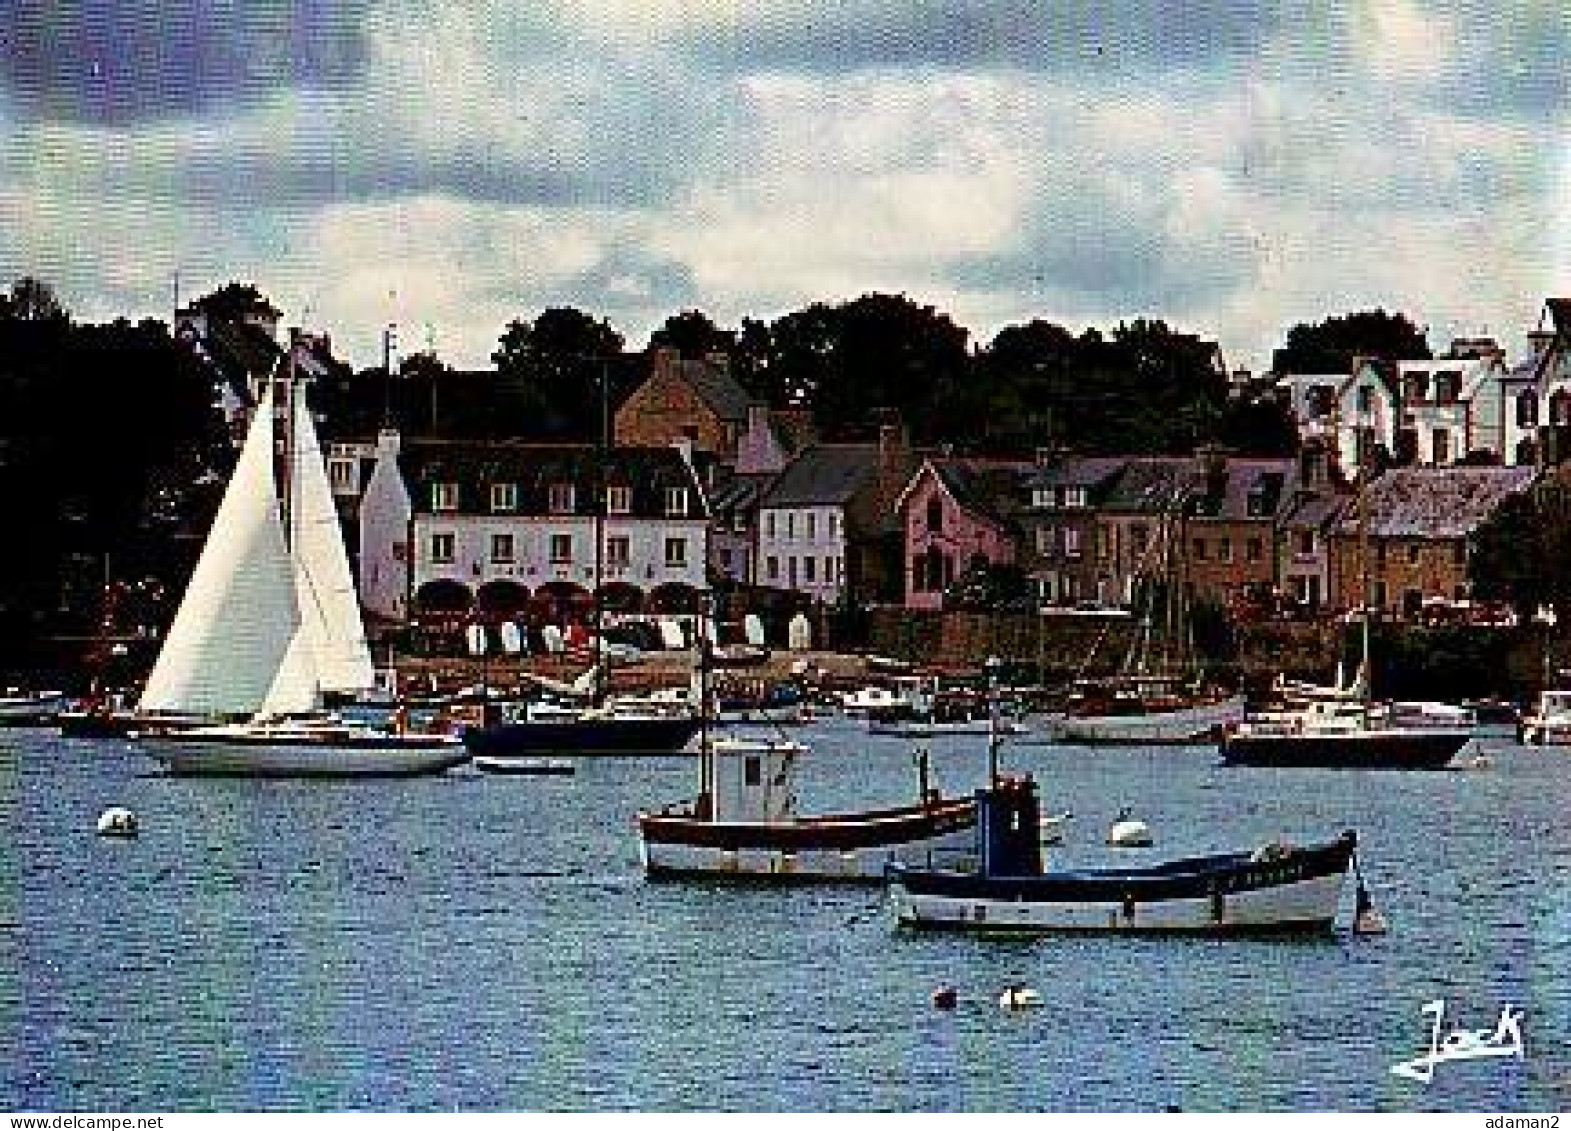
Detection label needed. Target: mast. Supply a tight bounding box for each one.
[1356,426,1373,726]
[591,357,609,708]
[697,591,715,818]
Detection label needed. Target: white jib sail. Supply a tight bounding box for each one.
[139,387,302,717]
[288,391,375,695]
[257,625,321,717]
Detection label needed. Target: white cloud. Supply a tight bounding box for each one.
[3,1,1566,381]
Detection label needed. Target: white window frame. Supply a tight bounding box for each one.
[431,482,460,512]
[490,483,518,513]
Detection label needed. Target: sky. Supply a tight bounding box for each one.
[3,1,1568,375]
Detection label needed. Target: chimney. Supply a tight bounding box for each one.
[874,408,912,511]
[1195,444,1228,501]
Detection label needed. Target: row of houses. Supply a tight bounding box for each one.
[1275,299,1571,472]
[338,381,1543,631]
[179,296,1571,630]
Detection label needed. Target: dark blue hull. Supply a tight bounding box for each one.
[462,715,702,757]
[1220,729,1470,769]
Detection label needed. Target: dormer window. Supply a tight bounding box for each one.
[431,482,459,512]
[665,487,690,517]
[548,483,575,514]
[490,483,518,512]
[1246,491,1268,518]
[1064,486,1087,509]
[605,485,632,515]
[1356,386,1376,415]
[1434,371,1461,404]
[328,457,358,496]
[1032,487,1052,508]
[926,497,943,532]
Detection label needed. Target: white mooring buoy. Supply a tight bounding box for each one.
[1106,807,1153,848]
[96,807,139,838]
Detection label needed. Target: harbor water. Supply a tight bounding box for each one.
[1,716,1566,1112]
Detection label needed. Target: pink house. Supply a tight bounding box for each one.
[896,458,1033,611]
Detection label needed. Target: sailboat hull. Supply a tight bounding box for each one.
[1219,728,1471,769]
[1050,694,1245,745]
[638,798,979,882]
[136,730,470,777]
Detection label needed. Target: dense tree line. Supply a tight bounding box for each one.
[0,278,231,675]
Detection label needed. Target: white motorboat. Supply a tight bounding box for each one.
[0,688,68,726]
[1519,689,1571,745]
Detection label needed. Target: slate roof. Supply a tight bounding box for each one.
[706,468,772,515]
[670,356,754,423]
[929,459,1035,529]
[1095,456,1297,520]
[1341,467,1538,538]
[1189,459,1294,521]
[1024,456,1128,492]
[402,440,708,519]
[1279,491,1351,531]
[759,445,877,508]
[1098,458,1193,514]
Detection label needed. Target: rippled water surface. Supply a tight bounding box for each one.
[1,718,1566,1111]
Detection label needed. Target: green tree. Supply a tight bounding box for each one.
[190,281,279,322]
[1272,309,1431,374]
[492,307,626,439]
[5,276,69,322]
[648,310,735,359]
[765,293,971,443]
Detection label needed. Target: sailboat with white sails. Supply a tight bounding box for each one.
[132,357,467,776]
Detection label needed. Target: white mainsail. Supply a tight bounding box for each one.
[139,387,302,717]
[287,392,375,695]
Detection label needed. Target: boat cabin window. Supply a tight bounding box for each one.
[745,756,761,786]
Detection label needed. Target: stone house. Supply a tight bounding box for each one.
[1183,450,1297,614]
[1019,455,1127,608]
[612,348,754,459]
[1329,466,1538,618]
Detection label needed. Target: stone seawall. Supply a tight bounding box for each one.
[864,608,1544,699]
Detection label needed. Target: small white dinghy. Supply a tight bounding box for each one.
[998,985,1044,1010]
